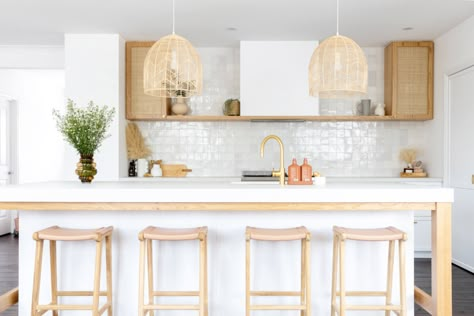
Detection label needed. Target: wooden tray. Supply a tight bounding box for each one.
[400,172,427,178]
[161,164,192,177]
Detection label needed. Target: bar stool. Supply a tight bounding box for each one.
[245,226,311,315]
[31,225,113,316]
[331,226,407,316]
[138,226,208,315]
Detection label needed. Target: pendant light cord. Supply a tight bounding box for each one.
[172,0,176,34]
[336,0,339,35]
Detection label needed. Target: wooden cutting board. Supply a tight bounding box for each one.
[161,164,192,177]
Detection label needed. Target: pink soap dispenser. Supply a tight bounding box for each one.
[288,158,301,185]
[301,158,313,183]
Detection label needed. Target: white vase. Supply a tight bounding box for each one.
[374,103,386,116]
[172,96,189,115]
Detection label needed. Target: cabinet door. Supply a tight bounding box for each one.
[240,41,319,116]
[126,42,170,120]
[384,41,434,120]
[449,65,474,272]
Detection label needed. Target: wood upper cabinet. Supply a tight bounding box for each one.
[126,42,170,120]
[384,41,434,120]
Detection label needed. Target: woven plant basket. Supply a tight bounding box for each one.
[143,34,202,98]
[309,35,368,99]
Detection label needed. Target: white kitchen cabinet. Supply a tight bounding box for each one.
[414,213,432,258]
[240,41,319,116]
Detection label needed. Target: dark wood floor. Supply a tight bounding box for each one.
[0,234,18,316]
[0,234,473,315]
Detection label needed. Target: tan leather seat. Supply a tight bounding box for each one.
[33,225,113,241]
[333,226,407,241]
[246,226,309,241]
[139,226,208,241]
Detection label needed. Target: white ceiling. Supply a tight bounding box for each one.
[1,0,473,47]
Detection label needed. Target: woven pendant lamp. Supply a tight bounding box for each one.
[144,0,202,98]
[308,0,367,98]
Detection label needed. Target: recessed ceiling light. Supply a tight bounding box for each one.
[402,27,414,31]
[226,27,237,31]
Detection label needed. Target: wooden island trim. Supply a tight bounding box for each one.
[0,201,452,316]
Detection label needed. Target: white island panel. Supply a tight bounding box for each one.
[19,209,414,316]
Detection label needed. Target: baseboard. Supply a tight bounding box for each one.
[415,251,432,259]
[452,258,474,274]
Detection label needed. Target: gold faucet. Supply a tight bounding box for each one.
[260,135,286,186]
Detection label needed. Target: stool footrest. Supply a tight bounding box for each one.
[250,291,302,296]
[333,303,402,311]
[336,291,388,296]
[144,304,200,310]
[37,302,110,311]
[250,305,306,310]
[153,291,199,297]
[57,290,108,296]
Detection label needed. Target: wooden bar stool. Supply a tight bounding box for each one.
[31,225,113,316]
[138,226,208,315]
[331,226,407,316]
[245,226,311,315]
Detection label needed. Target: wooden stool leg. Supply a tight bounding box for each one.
[203,235,209,316]
[31,239,44,316]
[305,235,311,316]
[146,239,154,316]
[330,236,338,316]
[50,240,58,316]
[385,240,395,316]
[199,237,206,316]
[339,239,346,316]
[300,239,306,316]
[138,239,146,316]
[399,240,407,316]
[245,236,250,316]
[106,235,113,316]
[92,240,103,316]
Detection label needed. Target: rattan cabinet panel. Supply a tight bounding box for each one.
[384,41,434,120]
[126,42,170,120]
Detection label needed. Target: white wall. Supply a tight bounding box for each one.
[0,45,64,69]
[0,69,65,183]
[64,34,126,180]
[426,14,474,178]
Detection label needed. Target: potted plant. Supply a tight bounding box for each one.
[53,99,115,183]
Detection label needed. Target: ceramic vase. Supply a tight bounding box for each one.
[172,96,189,115]
[76,154,97,183]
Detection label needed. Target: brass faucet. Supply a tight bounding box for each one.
[260,135,286,186]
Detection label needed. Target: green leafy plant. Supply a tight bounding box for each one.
[163,69,197,97]
[53,99,115,156]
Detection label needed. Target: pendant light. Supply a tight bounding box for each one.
[308,0,367,98]
[144,0,202,98]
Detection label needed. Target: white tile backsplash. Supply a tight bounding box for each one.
[136,46,428,177]
[138,120,427,177]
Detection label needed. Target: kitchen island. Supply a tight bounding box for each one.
[0,179,453,315]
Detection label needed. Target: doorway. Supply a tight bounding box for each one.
[0,95,17,235]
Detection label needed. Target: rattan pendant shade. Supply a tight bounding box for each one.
[309,35,368,98]
[144,33,202,98]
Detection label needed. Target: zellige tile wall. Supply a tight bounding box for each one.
[136,47,427,177]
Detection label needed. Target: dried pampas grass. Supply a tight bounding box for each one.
[126,122,151,159]
[400,148,417,166]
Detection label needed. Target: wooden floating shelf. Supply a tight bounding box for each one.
[143,115,429,122]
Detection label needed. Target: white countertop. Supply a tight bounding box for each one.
[0,177,453,203]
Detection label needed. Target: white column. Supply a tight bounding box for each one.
[64,34,127,180]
